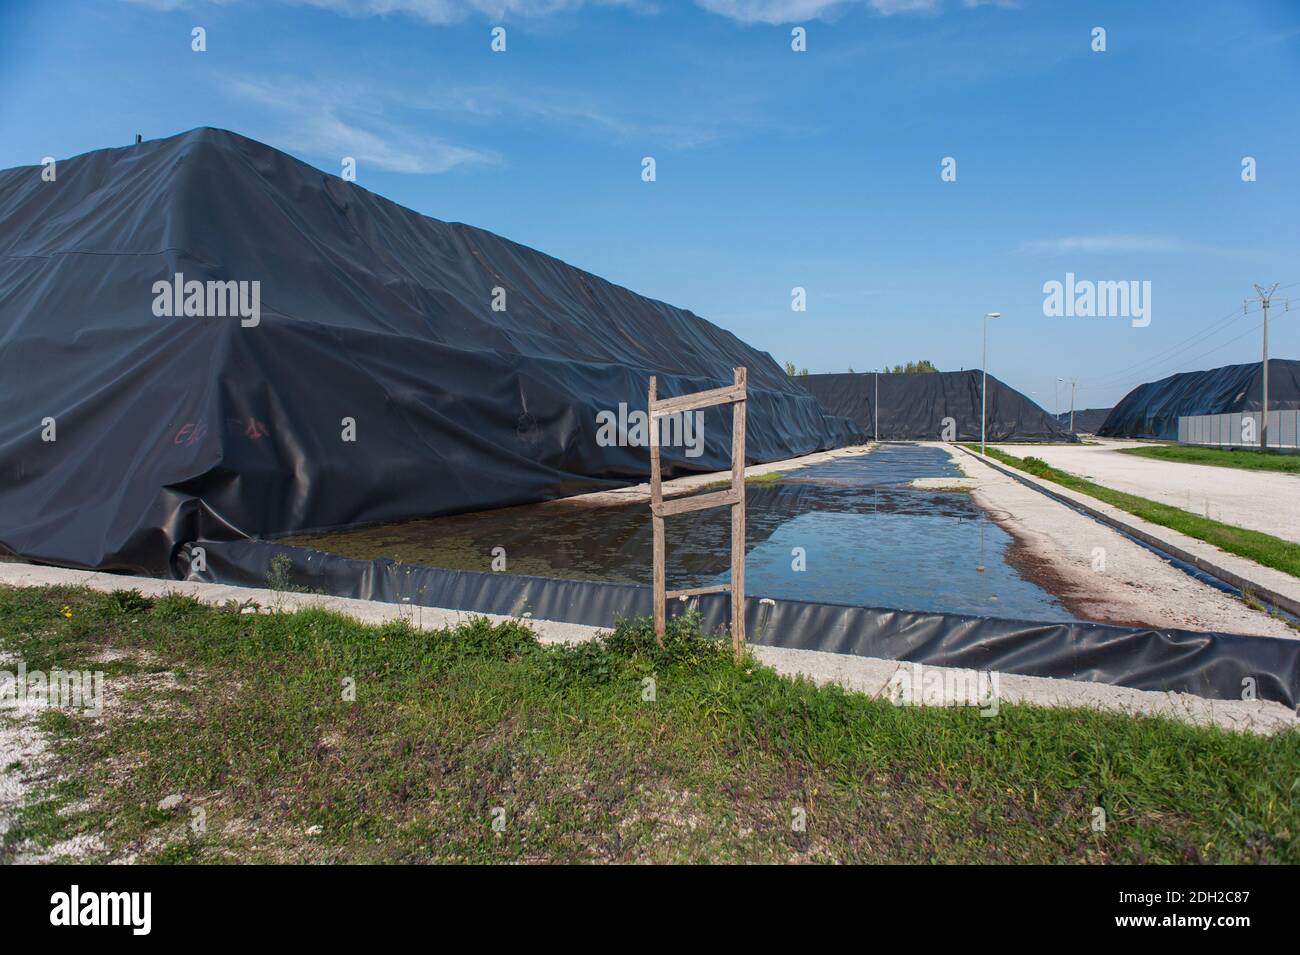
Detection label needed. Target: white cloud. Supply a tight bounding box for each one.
[224,71,724,175]
[119,0,221,8]
[121,0,646,20]
[125,0,951,21]
[1019,235,1238,256]
[289,0,643,22]
[415,84,719,149]
[224,76,499,173]
[693,0,938,24]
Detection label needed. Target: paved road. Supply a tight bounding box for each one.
[991,439,1300,543]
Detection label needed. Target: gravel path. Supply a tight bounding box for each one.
[990,439,1300,543]
[0,652,58,864]
[941,445,1297,639]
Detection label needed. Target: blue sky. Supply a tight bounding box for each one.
[2,0,1298,410]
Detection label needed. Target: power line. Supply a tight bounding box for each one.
[1078,278,1297,388]
[1080,284,1295,393]
[1079,302,1293,395]
[1083,302,1257,388]
[1081,305,1291,394]
[1081,323,1259,391]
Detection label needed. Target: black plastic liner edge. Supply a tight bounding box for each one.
[184,539,1300,708]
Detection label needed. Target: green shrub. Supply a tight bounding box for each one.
[107,588,154,614]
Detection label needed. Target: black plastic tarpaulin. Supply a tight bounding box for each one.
[801,371,1073,442]
[1055,408,1112,434]
[187,539,1300,707]
[0,128,859,576]
[1099,359,1300,440]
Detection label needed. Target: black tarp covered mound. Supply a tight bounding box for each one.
[1098,359,1300,440]
[1055,408,1112,434]
[0,128,859,575]
[801,371,1071,441]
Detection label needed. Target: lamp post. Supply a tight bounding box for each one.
[981,312,1001,455]
[874,368,879,442]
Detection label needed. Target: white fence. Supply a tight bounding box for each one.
[1178,410,1300,449]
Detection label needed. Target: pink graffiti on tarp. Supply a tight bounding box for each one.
[173,421,207,446]
[227,417,269,440]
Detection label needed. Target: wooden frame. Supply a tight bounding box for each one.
[649,366,747,660]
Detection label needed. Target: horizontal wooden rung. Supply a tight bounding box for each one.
[651,385,746,417]
[653,488,739,517]
[667,584,731,599]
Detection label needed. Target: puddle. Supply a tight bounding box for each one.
[288,444,1073,621]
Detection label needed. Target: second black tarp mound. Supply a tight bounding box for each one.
[1055,408,1112,434]
[801,370,1072,442]
[1099,359,1300,440]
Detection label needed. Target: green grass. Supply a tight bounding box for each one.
[700,471,783,492]
[1119,443,1300,475]
[968,445,1300,579]
[2,584,1298,864]
[729,470,784,486]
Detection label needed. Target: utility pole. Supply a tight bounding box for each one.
[1247,284,1280,449]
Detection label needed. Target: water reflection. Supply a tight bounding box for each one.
[289,444,1072,621]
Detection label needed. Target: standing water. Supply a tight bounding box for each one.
[290,444,1073,621]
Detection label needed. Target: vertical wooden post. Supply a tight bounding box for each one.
[729,366,747,660]
[649,376,666,644]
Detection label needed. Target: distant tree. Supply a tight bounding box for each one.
[784,361,809,377]
[887,359,939,374]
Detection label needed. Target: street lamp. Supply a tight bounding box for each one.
[981,312,1000,455]
[874,368,879,442]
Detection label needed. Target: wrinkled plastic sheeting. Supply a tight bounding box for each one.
[0,128,860,576]
[1054,408,1112,434]
[188,540,1300,708]
[1099,359,1300,440]
[800,371,1075,442]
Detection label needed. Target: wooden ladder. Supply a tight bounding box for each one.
[648,366,747,660]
